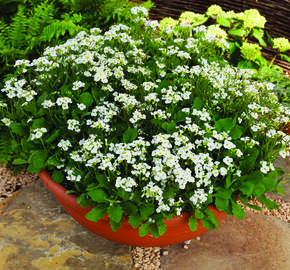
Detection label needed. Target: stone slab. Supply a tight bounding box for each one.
[274,157,290,201]
[161,213,290,270]
[0,180,132,270]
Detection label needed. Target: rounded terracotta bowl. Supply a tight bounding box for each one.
[38,170,226,247]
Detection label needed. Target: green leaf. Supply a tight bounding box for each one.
[12,140,20,153]
[205,208,219,227]
[258,194,279,210]
[215,197,229,211]
[266,32,274,47]
[139,222,150,237]
[139,204,155,220]
[240,181,255,196]
[158,224,167,236]
[252,28,267,46]
[262,171,277,192]
[193,97,203,110]
[96,174,110,189]
[21,139,37,152]
[10,123,27,136]
[195,209,205,219]
[122,202,138,216]
[123,128,138,143]
[32,118,49,129]
[12,158,27,165]
[29,150,48,169]
[231,202,245,219]
[175,110,187,123]
[226,175,232,188]
[201,218,215,230]
[228,28,246,37]
[87,189,107,202]
[110,219,122,232]
[188,215,198,231]
[280,54,290,62]
[161,121,176,134]
[237,60,257,70]
[253,182,265,197]
[277,185,285,196]
[215,188,232,199]
[52,170,64,184]
[108,204,123,223]
[117,189,129,201]
[45,129,61,143]
[46,155,63,167]
[149,223,159,238]
[214,118,235,132]
[128,213,143,229]
[216,13,231,27]
[80,92,94,107]
[86,205,107,223]
[27,164,41,173]
[77,193,92,207]
[229,125,244,139]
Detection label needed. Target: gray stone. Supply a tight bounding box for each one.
[0,180,131,270]
[161,213,290,270]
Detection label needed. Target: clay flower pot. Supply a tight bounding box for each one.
[38,170,227,247]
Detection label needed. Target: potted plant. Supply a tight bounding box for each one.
[0,7,289,246]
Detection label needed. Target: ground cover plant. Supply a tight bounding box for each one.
[0,6,289,238]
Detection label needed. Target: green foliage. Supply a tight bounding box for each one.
[0,0,154,81]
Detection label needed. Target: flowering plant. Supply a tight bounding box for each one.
[0,7,289,238]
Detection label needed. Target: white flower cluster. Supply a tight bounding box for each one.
[1,15,289,220]
[31,128,47,140]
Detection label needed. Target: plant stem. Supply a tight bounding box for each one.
[269,52,279,68]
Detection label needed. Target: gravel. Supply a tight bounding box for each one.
[0,164,38,202]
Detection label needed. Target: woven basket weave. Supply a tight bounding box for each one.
[148,0,290,71]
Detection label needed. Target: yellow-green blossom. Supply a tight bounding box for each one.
[179,11,207,26]
[207,25,228,48]
[273,37,290,52]
[243,9,266,29]
[226,10,237,19]
[159,17,177,30]
[240,42,262,61]
[206,5,223,17]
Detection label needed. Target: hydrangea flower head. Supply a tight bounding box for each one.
[243,9,266,29]
[240,42,262,61]
[159,17,178,30]
[206,5,223,17]
[273,37,290,52]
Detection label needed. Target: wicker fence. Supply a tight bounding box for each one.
[148,0,290,71]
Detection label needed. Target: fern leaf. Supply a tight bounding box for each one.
[8,5,27,49]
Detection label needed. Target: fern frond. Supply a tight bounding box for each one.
[42,14,83,43]
[27,0,55,36]
[8,5,27,49]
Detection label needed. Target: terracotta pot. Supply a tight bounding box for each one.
[38,170,227,247]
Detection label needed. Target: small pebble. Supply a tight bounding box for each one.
[183,244,189,249]
[162,250,169,256]
[196,236,201,241]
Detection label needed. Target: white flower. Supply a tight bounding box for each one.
[1,118,12,126]
[72,81,85,90]
[42,100,55,108]
[220,167,228,176]
[77,103,86,111]
[31,128,47,140]
[58,139,72,151]
[223,156,233,167]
